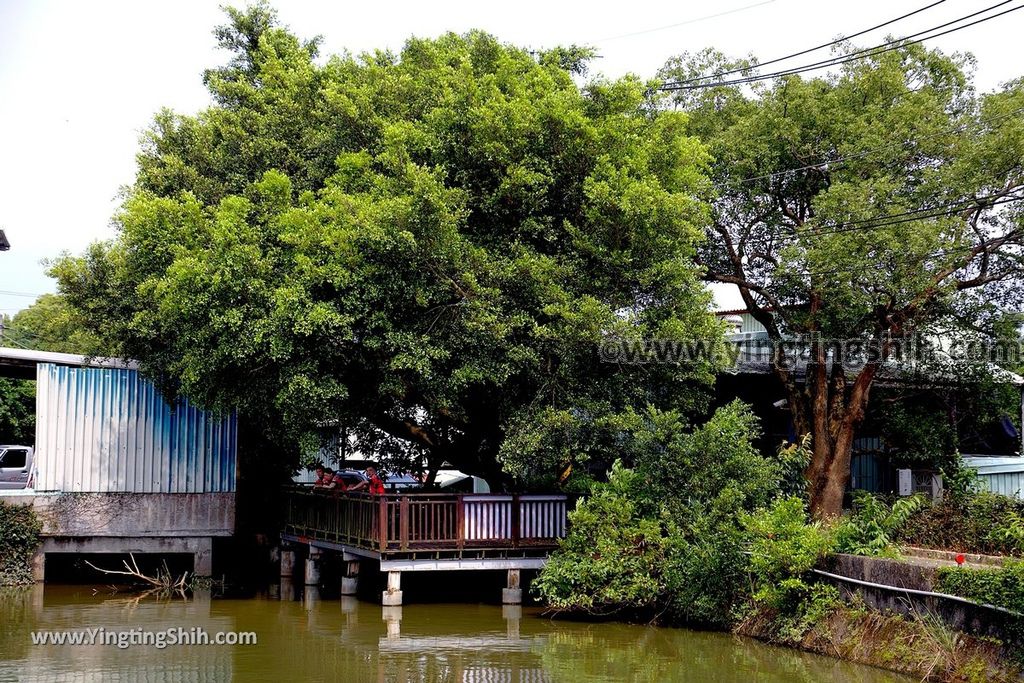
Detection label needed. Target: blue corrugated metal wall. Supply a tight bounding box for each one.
[980,472,1024,498]
[35,363,237,493]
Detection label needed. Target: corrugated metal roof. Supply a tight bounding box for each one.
[0,346,137,369]
[961,455,1024,476]
[35,363,237,493]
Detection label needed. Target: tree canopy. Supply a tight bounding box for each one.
[1,294,105,355]
[660,44,1024,516]
[51,5,721,485]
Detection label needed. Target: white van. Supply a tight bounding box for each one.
[0,446,33,490]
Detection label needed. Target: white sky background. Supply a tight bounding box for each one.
[1,0,1022,315]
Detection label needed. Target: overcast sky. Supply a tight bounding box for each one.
[1,0,1022,315]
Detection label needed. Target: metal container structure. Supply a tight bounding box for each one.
[962,456,1024,499]
[34,363,237,493]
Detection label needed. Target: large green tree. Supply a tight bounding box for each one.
[2,294,105,354]
[52,5,720,485]
[661,44,1024,517]
[0,295,105,444]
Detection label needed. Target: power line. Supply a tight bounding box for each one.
[799,192,1024,239]
[0,290,45,298]
[669,0,947,85]
[713,105,1024,190]
[594,1,778,43]
[663,0,1017,90]
[661,1,1024,91]
[714,195,1024,282]
[723,192,1024,246]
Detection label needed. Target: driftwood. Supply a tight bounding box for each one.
[84,553,190,597]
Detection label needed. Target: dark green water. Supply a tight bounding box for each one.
[0,584,911,682]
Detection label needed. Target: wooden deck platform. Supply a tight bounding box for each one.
[282,488,569,571]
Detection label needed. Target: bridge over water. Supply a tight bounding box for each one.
[280,488,570,604]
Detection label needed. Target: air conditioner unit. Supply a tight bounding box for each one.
[897,468,943,501]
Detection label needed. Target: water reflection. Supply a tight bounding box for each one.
[0,585,912,683]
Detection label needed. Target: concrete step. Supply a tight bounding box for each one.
[900,546,1011,569]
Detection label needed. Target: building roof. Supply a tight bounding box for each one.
[0,346,136,380]
[961,455,1024,475]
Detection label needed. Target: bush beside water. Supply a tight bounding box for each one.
[534,419,1024,681]
[0,500,42,585]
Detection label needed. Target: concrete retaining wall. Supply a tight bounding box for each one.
[821,554,1021,642]
[826,553,940,591]
[0,491,235,537]
[0,492,232,580]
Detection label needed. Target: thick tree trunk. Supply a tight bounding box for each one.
[807,420,857,519]
[777,354,878,520]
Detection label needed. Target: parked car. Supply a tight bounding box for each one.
[0,446,33,490]
[333,468,368,489]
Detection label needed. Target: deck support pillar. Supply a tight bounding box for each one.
[280,549,297,578]
[503,604,522,639]
[382,570,403,606]
[382,606,402,639]
[341,559,360,595]
[304,547,321,586]
[502,569,522,604]
[193,536,213,577]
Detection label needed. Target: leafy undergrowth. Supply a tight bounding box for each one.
[0,501,42,586]
[737,604,1022,683]
[898,494,1024,557]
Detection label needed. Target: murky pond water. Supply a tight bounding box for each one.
[0,584,910,682]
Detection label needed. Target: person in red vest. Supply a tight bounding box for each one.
[350,465,386,495]
[366,466,386,495]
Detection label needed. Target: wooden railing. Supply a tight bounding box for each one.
[284,488,568,553]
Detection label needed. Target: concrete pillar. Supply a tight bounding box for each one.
[502,569,522,604]
[341,559,360,595]
[304,547,321,586]
[303,585,320,610]
[193,537,213,577]
[382,606,402,639]
[503,604,522,639]
[340,596,359,616]
[279,577,296,601]
[382,570,403,606]
[31,550,45,583]
[280,550,297,578]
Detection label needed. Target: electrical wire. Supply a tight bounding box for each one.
[791,192,1024,240]
[594,0,778,43]
[667,0,947,85]
[713,105,1024,190]
[660,1,1024,91]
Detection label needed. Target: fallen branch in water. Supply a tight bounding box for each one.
[84,554,189,596]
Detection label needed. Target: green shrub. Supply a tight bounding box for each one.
[937,560,1024,615]
[941,455,985,504]
[897,492,1024,556]
[987,511,1024,554]
[739,496,840,641]
[743,496,835,597]
[662,527,750,628]
[634,400,782,525]
[0,500,42,585]
[535,402,784,627]
[938,560,1024,648]
[834,492,927,556]
[532,462,682,616]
